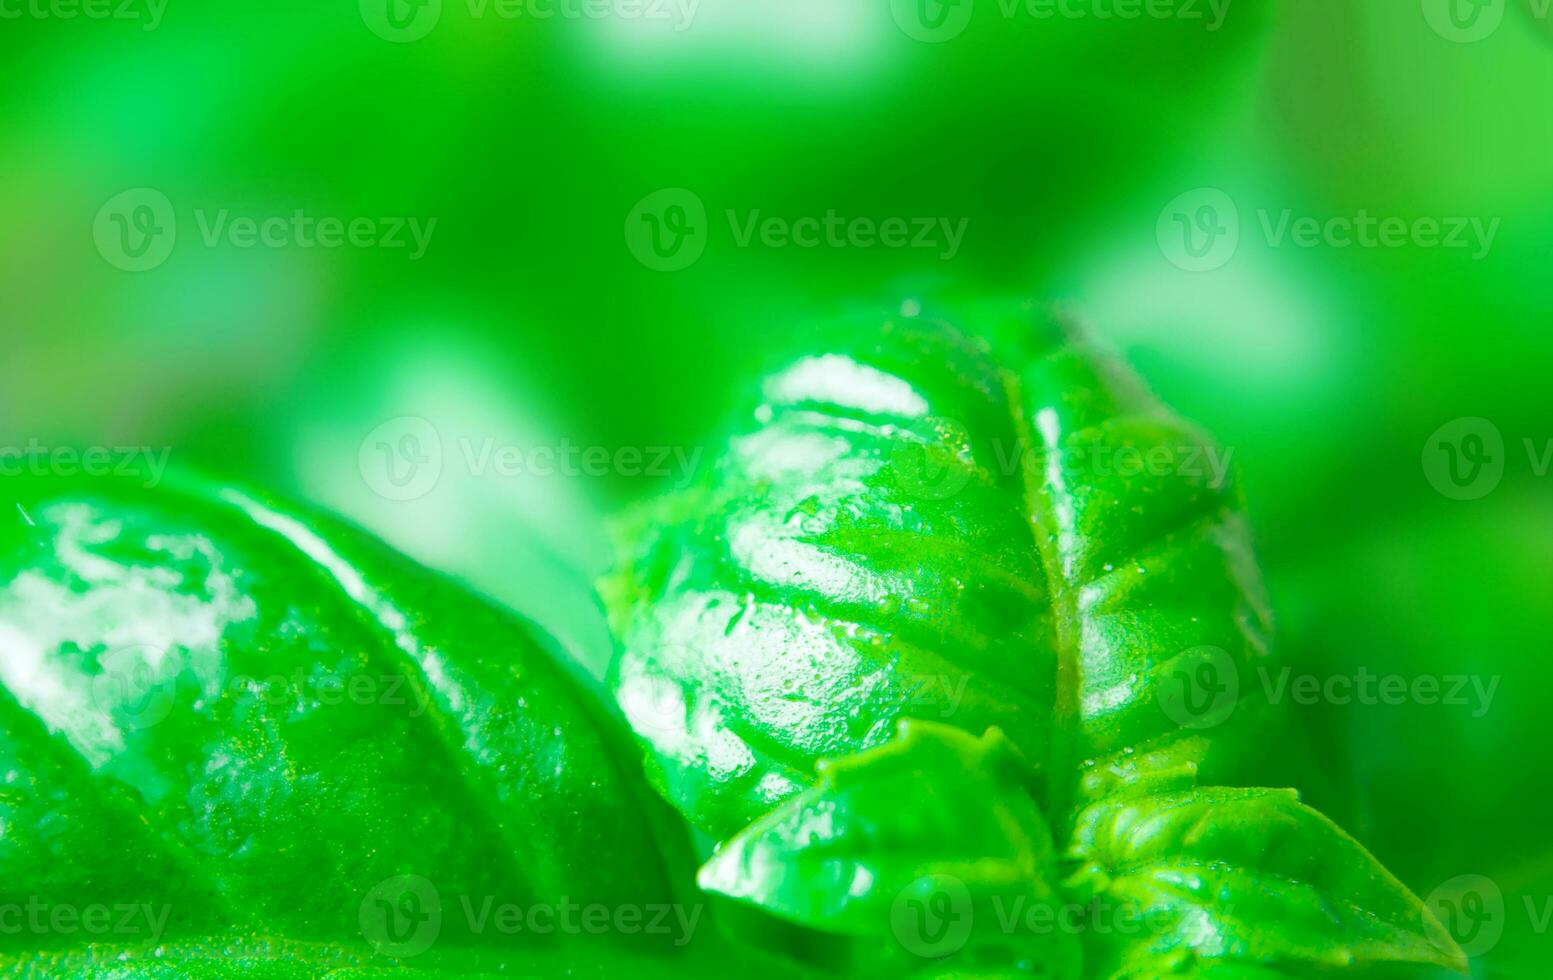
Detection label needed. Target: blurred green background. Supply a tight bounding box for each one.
[3,1,1549,974]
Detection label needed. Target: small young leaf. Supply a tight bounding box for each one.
[699,720,1079,976]
[1066,787,1469,976]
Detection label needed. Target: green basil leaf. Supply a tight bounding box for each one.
[603,302,1463,977]
[0,472,695,972]
[698,720,1079,976]
[698,722,1464,978]
[1066,787,1466,977]
[605,302,1271,833]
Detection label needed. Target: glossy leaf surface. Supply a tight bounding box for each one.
[604,303,1463,977]
[0,473,691,973]
[606,303,1272,829]
[700,721,1079,976]
[1066,787,1464,977]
